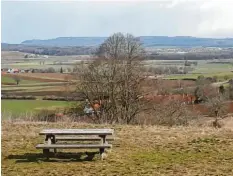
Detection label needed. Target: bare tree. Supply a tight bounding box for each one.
[13,75,21,85]
[76,33,146,124]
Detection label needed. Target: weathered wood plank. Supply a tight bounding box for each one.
[39,129,114,135]
[56,136,115,141]
[36,144,112,149]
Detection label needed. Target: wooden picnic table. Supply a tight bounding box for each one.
[36,129,114,160]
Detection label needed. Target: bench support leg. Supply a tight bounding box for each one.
[44,135,56,155]
[99,135,107,160]
[51,135,57,153]
[43,149,49,155]
[99,148,105,160]
[43,149,50,160]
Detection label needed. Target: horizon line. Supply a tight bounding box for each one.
[3,35,233,45]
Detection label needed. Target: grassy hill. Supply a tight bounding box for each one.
[2,122,233,175]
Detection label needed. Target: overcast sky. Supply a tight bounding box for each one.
[2,0,233,43]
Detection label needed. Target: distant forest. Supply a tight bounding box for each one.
[1,43,95,56]
[2,43,233,60]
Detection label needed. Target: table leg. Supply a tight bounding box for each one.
[43,135,50,156]
[43,135,56,155]
[99,135,106,160]
[51,135,57,153]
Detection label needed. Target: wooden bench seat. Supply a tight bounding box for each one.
[55,136,115,142]
[36,144,112,149]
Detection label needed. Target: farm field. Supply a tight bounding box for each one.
[2,82,67,88]
[142,60,233,84]
[192,63,233,74]
[166,72,233,81]
[2,73,74,82]
[2,84,76,97]
[1,100,71,118]
[1,72,76,96]
[2,122,233,176]
[2,63,75,70]
[1,51,85,70]
[2,74,41,85]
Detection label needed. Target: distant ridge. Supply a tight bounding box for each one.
[22,37,107,47]
[21,36,233,47]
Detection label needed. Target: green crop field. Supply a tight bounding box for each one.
[1,100,71,117]
[192,63,233,74]
[2,76,18,84]
[1,75,40,85]
[167,72,233,81]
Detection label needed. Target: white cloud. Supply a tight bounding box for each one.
[196,0,233,37]
[1,0,233,43]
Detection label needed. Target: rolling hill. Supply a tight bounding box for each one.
[20,36,233,47]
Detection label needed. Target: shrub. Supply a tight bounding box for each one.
[43,96,67,101]
[42,96,85,101]
[34,108,65,122]
[182,78,197,81]
[46,67,56,73]
[64,102,85,116]
[224,75,229,80]
[1,95,36,100]
[25,96,36,100]
[136,100,197,126]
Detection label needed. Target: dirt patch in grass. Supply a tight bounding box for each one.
[2,122,233,176]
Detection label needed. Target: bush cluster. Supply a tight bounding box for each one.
[1,95,36,100]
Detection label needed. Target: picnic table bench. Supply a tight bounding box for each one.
[36,129,114,160]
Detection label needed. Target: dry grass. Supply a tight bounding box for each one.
[2,121,233,176]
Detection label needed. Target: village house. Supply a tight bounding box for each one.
[6,68,20,73]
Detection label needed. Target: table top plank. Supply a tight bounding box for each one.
[36,144,112,149]
[39,129,114,135]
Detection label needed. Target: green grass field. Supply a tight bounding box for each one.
[1,75,40,85]
[167,72,233,81]
[1,100,70,117]
[192,63,233,74]
[2,76,18,84]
